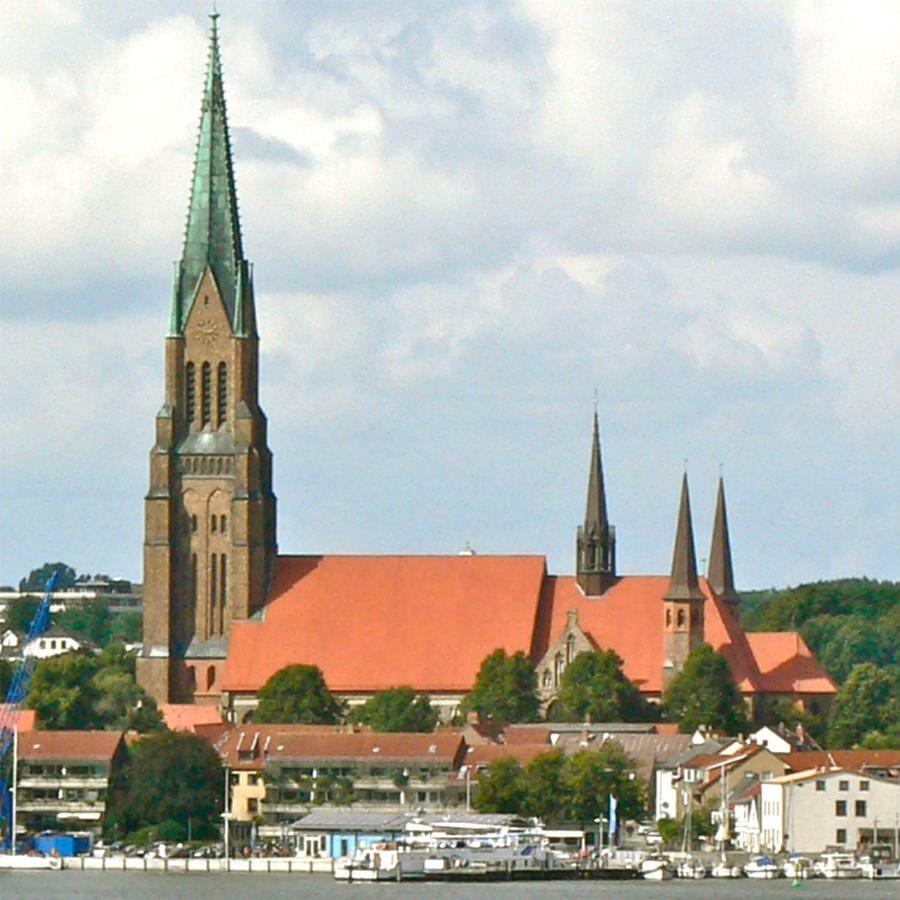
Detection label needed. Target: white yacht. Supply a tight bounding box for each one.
[783,855,814,879]
[333,844,426,881]
[743,855,781,878]
[815,852,862,879]
[640,855,673,880]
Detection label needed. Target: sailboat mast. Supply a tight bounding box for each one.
[10,727,17,856]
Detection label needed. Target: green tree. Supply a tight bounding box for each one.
[254,664,342,724]
[461,649,539,725]
[92,668,164,733]
[58,598,113,647]
[19,562,77,593]
[663,644,749,734]
[522,750,567,820]
[109,732,222,839]
[473,757,525,814]
[26,652,100,729]
[555,650,651,722]
[6,596,40,634]
[111,612,143,645]
[0,659,13,697]
[350,686,437,732]
[563,745,643,826]
[828,663,900,747]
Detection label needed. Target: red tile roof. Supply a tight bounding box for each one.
[0,706,36,731]
[159,703,225,733]
[222,555,547,693]
[17,730,124,762]
[536,575,762,694]
[461,743,553,773]
[217,726,465,770]
[779,750,900,773]
[745,633,836,694]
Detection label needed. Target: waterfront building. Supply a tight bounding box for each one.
[759,767,900,854]
[14,730,127,836]
[137,15,836,724]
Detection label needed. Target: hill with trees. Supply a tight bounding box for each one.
[741,578,898,684]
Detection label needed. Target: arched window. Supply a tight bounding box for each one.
[186,362,196,423]
[566,634,576,665]
[211,515,217,533]
[217,362,227,428]
[220,515,227,533]
[207,665,216,690]
[219,554,227,635]
[542,670,552,688]
[201,362,212,426]
[209,555,218,636]
[677,609,686,628]
[190,514,198,532]
[666,609,672,627]
[554,652,564,686]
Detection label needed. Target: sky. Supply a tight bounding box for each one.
[1,0,898,591]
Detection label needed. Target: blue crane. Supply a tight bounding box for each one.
[0,572,58,848]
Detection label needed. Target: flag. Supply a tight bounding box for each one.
[608,794,618,838]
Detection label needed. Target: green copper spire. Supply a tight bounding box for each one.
[170,13,254,337]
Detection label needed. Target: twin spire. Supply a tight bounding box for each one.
[169,13,254,338]
[665,472,740,609]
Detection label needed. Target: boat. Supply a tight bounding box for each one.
[0,852,62,870]
[743,855,781,878]
[711,859,742,878]
[783,855,813,879]
[676,857,707,878]
[816,852,862,879]
[640,856,673,880]
[334,843,426,881]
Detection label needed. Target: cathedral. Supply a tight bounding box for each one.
[137,17,835,723]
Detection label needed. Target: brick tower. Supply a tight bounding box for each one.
[137,14,277,705]
[662,474,704,688]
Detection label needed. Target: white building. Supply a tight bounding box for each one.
[760,768,900,854]
[22,626,86,660]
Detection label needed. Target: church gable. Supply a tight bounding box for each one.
[536,609,595,702]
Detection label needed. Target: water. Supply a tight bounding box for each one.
[2,872,898,899]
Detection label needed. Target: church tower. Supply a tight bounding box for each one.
[662,474,704,688]
[138,14,277,704]
[576,410,616,595]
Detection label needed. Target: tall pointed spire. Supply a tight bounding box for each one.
[584,409,609,534]
[170,13,253,337]
[708,477,741,612]
[665,473,704,601]
[577,407,616,595]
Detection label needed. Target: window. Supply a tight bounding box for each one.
[815,780,825,791]
[247,799,258,814]
[677,609,685,627]
[838,780,849,791]
[211,515,217,533]
[186,362,196,422]
[209,555,218,635]
[191,514,198,532]
[835,800,847,816]
[190,553,198,608]
[836,829,847,844]
[666,609,672,627]
[201,362,212,426]
[217,362,227,427]
[860,780,869,791]
[855,800,867,817]
[220,515,227,533]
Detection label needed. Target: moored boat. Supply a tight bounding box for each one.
[334,844,425,881]
[711,859,742,878]
[816,852,862,879]
[0,852,62,870]
[744,855,781,878]
[640,856,673,880]
[783,855,813,879]
[676,857,707,878]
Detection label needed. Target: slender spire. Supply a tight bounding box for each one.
[584,409,609,534]
[708,477,741,608]
[170,13,252,336]
[665,473,704,601]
